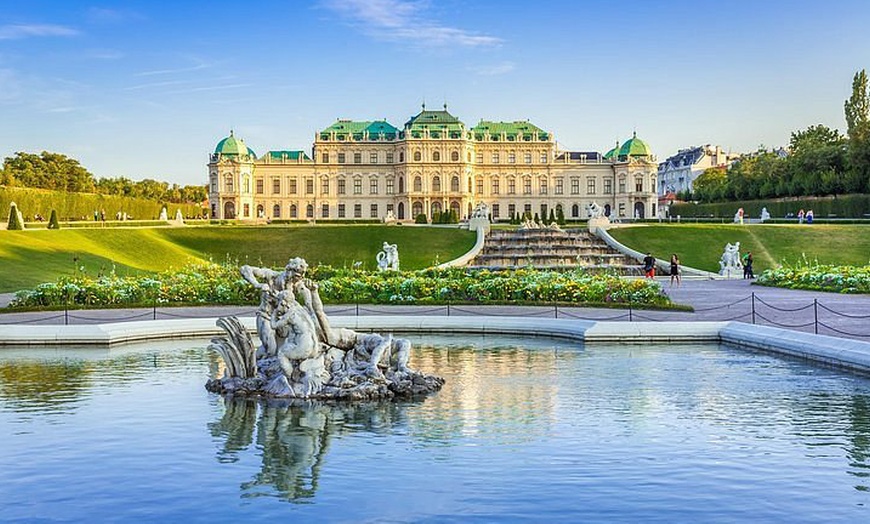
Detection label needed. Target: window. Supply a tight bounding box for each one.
[224,175,234,192]
[635,177,643,192]
[524,152,532,164]
[370,152,378,164]
[290,204,297,218]
[451,151,459,162]
[604,179,613,195]
[387,203,394,215]
[491,203,499,219]
[541,204,548,219]
[476,178,484,195]
[370,179,378,194]
[555,179,564,195]
[508,203,516,218]
[524,203,532,216]
[272,204,281,218]
[288,179,297,194]
[338,179,346,195]
[243,203,250,217]
[353,178,362,195]
[386,152,394,163]
[572,204,579,218]
[571,178,579,195]
[508,152,516,163]
[306,204,313,218]
[338,204,345,218]
[476,152,483,163]
[414,176,422,192]
[272,179,280,194]
[305,179,314,194]
[399,177,404,193]
[414,151,421,162]
[492,153,500,164]
[619,203,626,217]
[492,178,500,195]
[321,179,329,195]
[539,178,548,195]
[432,176,441,192]
[322,152,329,163]
[322,204,329,218]
[354,203,362,218]
[508,178,516,195]
[354,152,362,164]
[210,176,217,192]
[540,153,548,163]
[619,178,626,193]
[451,176,460,192]
[370,204,378,218]
[338,152,346,164]
[386,178,394,195]
[433,151,441,161]
[242,176,250,193]
[399,151,404,162]
[255,179,264,194]
[523,177,532,195]
[587,178,596,195]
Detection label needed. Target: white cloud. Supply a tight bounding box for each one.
[86,7,145,24]
[0,24,80,40]
[471,61,516,76]
[321,0,502,47]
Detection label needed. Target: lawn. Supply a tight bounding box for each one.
[608,224,870,273]
[0,225,475,293]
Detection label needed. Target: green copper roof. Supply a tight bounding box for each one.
[618,133,652,158]
[403,106,466,138]
[215,132,256,158]
[604,142,621,160]
[265,150,310,161]
[472,120,549,141]
[319,119,398,140]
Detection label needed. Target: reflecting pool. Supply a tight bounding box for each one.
[2,336,870,522]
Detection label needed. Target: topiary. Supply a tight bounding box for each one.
[7,202,24,230]
[415,213,428,224]
[48,209,60,229]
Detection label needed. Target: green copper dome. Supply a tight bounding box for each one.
[603,143,620,160]
[215,131,256,158]
[617,132,651,158]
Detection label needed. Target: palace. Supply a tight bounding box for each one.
[207,105,658,222]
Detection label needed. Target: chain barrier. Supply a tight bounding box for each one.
[754,311,817,329]
[0,313,67,324]
[816,302,870,319]
[557,310,631,321]
[66,311,154,322]
[753,296,815,312]
[691,295,752,312]
[817,321,870,338]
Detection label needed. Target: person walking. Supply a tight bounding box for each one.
[642,252,656,279]
[669,254,681,286]
[742,251,754,279]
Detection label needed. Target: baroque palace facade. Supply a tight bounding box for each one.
[208,105,658,222]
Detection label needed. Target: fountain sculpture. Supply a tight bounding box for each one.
[206,257,444,400]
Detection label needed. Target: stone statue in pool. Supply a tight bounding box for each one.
[205,257,444,400]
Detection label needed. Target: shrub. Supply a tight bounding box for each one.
[7,202,23,230]
[415,213,428,224]
[48,209,60,229]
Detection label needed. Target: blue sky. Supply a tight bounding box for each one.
[1,0,868,186]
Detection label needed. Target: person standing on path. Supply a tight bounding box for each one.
[643,253,656,279]
[743,251,754,279]
[670,254,681,286]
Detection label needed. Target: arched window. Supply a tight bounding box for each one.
[452,151,460,162]
[272,204,281,218]
[306,204,314,218]
[571,204,579,218]
[412,201,423,218]
[451,176,460,192]
[432,176,441,192]
[433,151,441,161]
[399,176,405,193]
[399,151,405,162]
[256,204,264,218]
[290,204,297,218]
[432,201,443,215]
[413,176,422,192]
[223,201,235,219]
[450,201,461,216]
[414,151,422,162]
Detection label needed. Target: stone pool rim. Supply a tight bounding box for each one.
[2,316,870,376]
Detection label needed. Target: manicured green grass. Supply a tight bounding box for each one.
[609,224,870,273]
[0,225,475,293]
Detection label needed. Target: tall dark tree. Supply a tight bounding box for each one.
[845,69,870,192]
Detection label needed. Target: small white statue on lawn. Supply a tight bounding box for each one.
[719,241,743,277]
[376,242,400,271]
[159,206,168,221]
[586,201,604,219]
[760,207,771,222]
[383,209,396,223]
[734,207,744,224]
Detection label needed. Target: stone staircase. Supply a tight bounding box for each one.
[467,228,641,274]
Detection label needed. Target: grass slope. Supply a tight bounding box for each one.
[0,225,475,292]
[609,224,870,273]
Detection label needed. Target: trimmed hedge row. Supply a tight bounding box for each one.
[670,194,870,219]
[1,185,204,223]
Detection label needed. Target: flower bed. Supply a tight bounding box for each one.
[756,258,870,293]
[9,262,673,309]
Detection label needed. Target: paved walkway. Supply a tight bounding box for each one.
[1,278,868,340]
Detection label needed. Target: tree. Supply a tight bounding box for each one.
[556,206,565,225]
[48,209,60,229]
[692,167,728,202]
[845,69,870,193]
[547,209,556,224]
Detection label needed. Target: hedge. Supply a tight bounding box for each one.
[670,194,870,219]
